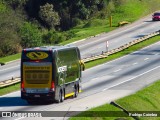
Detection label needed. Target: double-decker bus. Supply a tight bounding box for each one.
[21,46,85,104]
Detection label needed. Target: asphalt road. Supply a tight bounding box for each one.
[71,14,160,58]
[0,41,160,120]
[0,13,160,82]
[0,60,20,82]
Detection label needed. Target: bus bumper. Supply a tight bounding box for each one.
[21,92,55,101]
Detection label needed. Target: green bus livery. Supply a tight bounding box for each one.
[21,46,85,104]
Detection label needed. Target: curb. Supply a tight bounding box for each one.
[5,59,20,64]
[0,59,20,66]
[0,77,20,88]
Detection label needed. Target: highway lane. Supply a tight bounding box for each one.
[0,41,159,120]
[79,20,160,58]
[0,13,160,82]
[0,60,20,81]
[82,42,160,95]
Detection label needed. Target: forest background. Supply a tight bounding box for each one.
[0,0,160,57]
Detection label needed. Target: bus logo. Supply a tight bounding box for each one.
[26,52,48,60]
[58,66,67,73]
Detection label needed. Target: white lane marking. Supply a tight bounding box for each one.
[0,65,20,72]
[14,117,25,120]
[114,69,121,72]
[87,41,160,71]
[144,58,149,61]
[151,25,155,28]
[77,22,147,47]
[102,65,160,91]
[155,53,159,55]
[139,30,144,32]
[133,62,138,65]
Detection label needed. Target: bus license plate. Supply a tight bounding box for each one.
[34,95,40,97]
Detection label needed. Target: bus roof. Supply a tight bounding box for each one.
[23,45,77,51]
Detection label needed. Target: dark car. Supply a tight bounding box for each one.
[152,12,160,21]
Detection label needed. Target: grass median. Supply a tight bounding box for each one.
[70,79,160,120]
[0,35,160,96]
[0,83,20,96]
[0,53,21,64]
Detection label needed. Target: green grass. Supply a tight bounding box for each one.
[85,35,160,69]
[60,0,160,45]
[0,83,20,96]
[70,104,133,120]
[61,25,116,45]
[70,80,160,120]
[0,53,21,64]
[115,80,160,120]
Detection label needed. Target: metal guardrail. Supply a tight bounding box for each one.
[83,31,160,63]
[0,77,20,88]
[0,30,159,88]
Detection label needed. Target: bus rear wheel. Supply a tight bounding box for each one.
[73,85,78,98]
[56,90,64,103]
[27,100,37,104]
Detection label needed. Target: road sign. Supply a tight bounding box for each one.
[106,41,109,52]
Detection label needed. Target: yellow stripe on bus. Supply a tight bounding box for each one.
[79,90,82,93]
[64,90,82,98]
[65,92,74,98]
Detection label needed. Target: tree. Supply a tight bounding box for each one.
[0,8,23,57]
[39,3,60,29]
[5,0,27,9]
[24,0,106,30]
[20,22,42,48]
[107,0,115,16]
[79,3,90,19]
[0,29,22,57]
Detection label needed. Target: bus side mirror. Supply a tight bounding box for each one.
[80,60,85,71]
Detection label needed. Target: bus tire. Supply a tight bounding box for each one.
[27,100,32,104]
[56,89,64,103]
[73,85,78,98]
[61,89,64,102]
[27,100,36,104]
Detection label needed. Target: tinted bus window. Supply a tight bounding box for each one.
[22,51,52,61]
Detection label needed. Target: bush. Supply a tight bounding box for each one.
[72,18,83,27]
[20,22,42,48]
[43,30,58,44]
[0,2,7,13]
[83,19,105,28]
[54,34,66,44]
[42,30,76,45]
[5,0,27,9]
[0,8,23,57]
[0,29,21,57]
[65,31,76,40]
